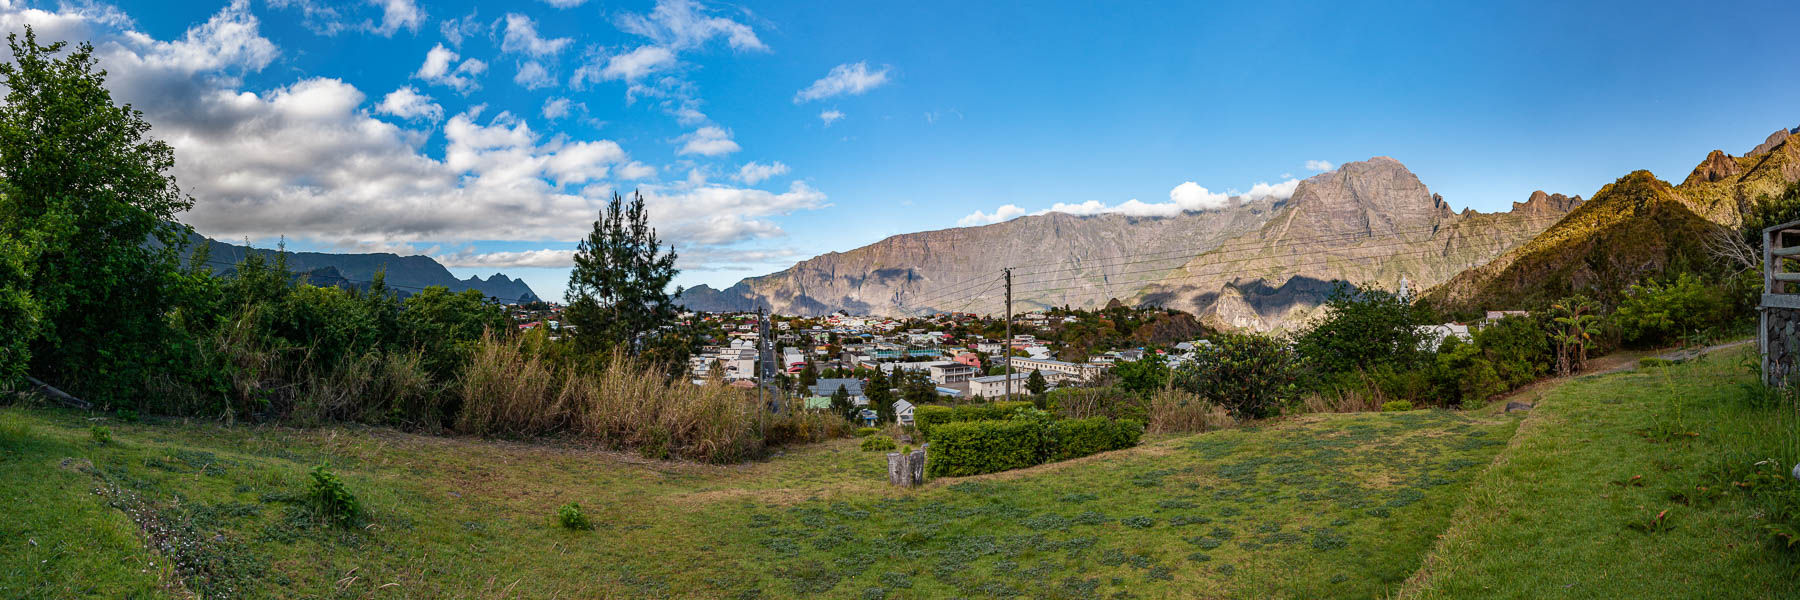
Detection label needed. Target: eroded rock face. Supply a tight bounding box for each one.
[1686,149,1744,185]
[684,157,1573,332]
[1749,126,1795,158]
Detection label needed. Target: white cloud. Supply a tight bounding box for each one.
[375,86,442,121]
[538,0,589,8]
[0,0,827,276]
[438,10,484,46]
[1169,182,1231,212]
[367,0,424,36]
[541,96,573,120]
[958,204,1027,227]
[616,161,656,180]
[513,60,554,89]
[819,109,844,126]
[413,44,486,91]
[597,45,676,82]
[1305,159,1333,171]
[615,0,765,52]
[437,248,576,268]
[735,161,788,185]
[499,13,571,56]
[794,61,890,103]
[676,126,739,156]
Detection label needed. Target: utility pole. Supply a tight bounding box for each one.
[1003,267,1013,404]
[757,305,766,413]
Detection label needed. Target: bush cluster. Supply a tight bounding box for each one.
[859,435,898,452]
[305,465,359,528]
[925,413,1141,478]
[913,401,1033,438]
[556,502,593,531]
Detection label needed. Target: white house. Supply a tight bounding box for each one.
[894,399,915,425]
[970,372,1032,399]
[1418,323,1473,351]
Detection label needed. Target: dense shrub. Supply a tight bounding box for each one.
[1380,400,1413,412]
[1429,337,1504,407]
[1613,273,1728,347]
[765,410,853,447]
[1474,315,1551,390]
[1046,417,1142,461]
[1046,385,1146,422]
[925,419,1045,477]
[1175,334,1303,419]
[1111,355,1171,396]
[556,502,593,530]
[914,401,1033,438]
[306,465,360,528]
[859,435,898,452]
[853,427,879,437]
[1295,284,1432,376]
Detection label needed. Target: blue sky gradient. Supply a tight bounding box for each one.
[36,0,1800,298]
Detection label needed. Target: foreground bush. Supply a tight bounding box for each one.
[914,401,1033,438]
[1613,273,1728,347]
[1175,333,1303,419]
[1145,389,1233,434]
[859,435,897,452]
[1046,417,1142,462]
[925,419,1045,477]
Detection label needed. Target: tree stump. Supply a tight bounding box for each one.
[909,449,926,485]
[887,452,911,487]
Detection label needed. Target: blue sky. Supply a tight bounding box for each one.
[9,0,1799,298]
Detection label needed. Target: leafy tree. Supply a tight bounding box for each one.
[1295,283,1431,377]
[1026,369,1048,396]
[399,286,508,378]
[828,384,855,421]
[1612,273,1726,347]
[866,368,894,421]
[1473,315,1550,389]
[1112,355,1169,396]
[0,230,41,386]
[1549,296,1602,376]
[798,363,819,389]
[565,190,681,357]
[898,370,934,416]
[1174,333,1303,419]
[0,28,194,403]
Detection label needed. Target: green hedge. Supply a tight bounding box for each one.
[1047,417,1143,462]
[915,400,1035,438]
[925,419,1045,477]
[924,414,1141,478]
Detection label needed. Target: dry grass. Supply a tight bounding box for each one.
[1145,389,1235,434]
[454,333,842,463]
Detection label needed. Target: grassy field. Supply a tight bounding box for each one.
[1,403,1514,598]
[1,346,1794,599]
[1400,346,1800,599]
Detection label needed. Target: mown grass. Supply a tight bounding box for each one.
[0,400,1515,598]
[1401,346,1800,599]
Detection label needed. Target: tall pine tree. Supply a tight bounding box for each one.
[565,191,681,357]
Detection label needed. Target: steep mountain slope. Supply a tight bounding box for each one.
[686,157,1575,331]
[1423,125,1800,314]
[1134,158,1577,330]
[682,196,1286,315]
[179,232,541,302]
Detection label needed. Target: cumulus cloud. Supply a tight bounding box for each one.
[437,248,575,268]
[794,61,889,103]
[0,0,827,276]
[676,126,739,156]
[735,161,788,185]
[368,0,424,36]
[413,43,486,91]
[1305,159,1333,171]
[438,9,484,46]
[513,60,554,89]
[819,109,844,126]
[958,204,1027,227]
[958,177,1303,224]
[375,86,442,121]
[499,13,571,56]
[595,45,676,83]
[541,96,574,120]
[615,0,765,52]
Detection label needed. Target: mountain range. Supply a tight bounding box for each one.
[1423,125,1800,313]
[681,157,1579,331]
[176,232,541,303]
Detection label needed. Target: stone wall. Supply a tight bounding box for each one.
[1762,305,1800,386]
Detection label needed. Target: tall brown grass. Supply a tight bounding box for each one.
[454,332,841,463]
[1145,389,1235,434]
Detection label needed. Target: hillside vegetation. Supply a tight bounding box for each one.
[1426,127,1800,314]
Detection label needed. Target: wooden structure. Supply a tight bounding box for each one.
[885,449,927,488]
[1760,219,1800,385]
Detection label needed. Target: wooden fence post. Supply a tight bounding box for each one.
[886,452,910,487]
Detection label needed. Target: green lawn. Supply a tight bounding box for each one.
[1400,346,1800,599]
[3,347,1793,599]
[0,402,1515,598]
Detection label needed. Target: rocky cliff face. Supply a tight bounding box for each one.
[684,157,1575,331]
[180,232,541,302]
[1136,158,1576,330]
